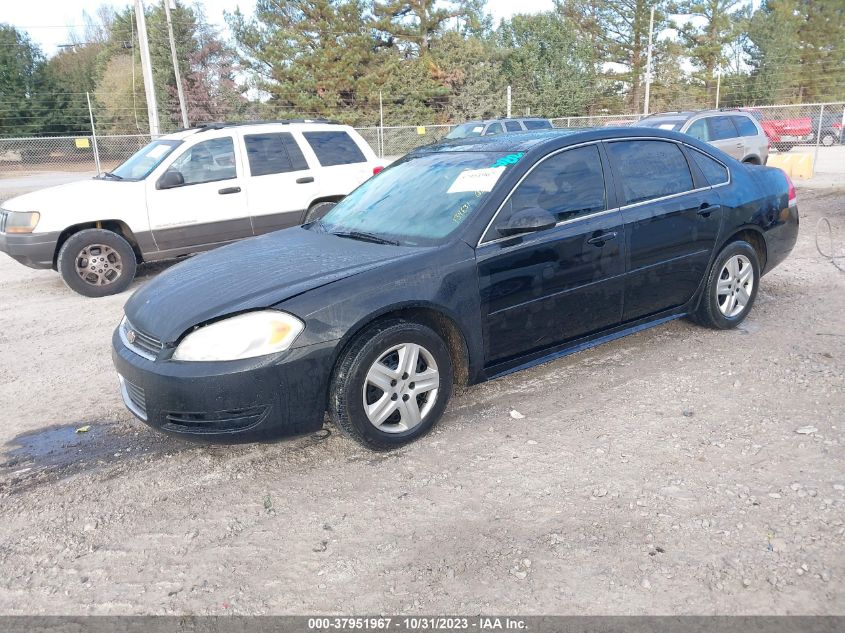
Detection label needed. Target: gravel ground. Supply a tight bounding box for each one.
[0,185,842,615]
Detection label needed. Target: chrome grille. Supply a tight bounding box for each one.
[120,318,163,360]
[119,376,147,421]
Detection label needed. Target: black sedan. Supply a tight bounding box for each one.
[112,128,799,449]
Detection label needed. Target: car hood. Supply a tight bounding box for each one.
[124,226,422,343]
[2,178,141,212]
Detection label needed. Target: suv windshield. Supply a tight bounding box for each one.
[445,123,485,139]
[315,151,522,246]
[638,118,686,131]
[110,139,183,180]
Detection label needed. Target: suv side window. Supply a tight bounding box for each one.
[485,122,505,136]
[732,115,759,137]
[484,145,606,241]
[606,140,694,205]
[524,119,552,130]
[169,137,236,185]
[302,131,366,167]
[244,132,309,176]
[505,121,522,132]
[707,116,739,141]
[689,149,729,186]
[686,119,710,141]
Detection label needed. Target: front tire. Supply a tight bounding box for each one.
[329,320,453,450]
[304,201,337,223]
[691,240,760,329]
[57,229,137,297]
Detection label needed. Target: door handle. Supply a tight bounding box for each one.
[697,202,717,217]
[296,176,315,184]
[587,231,618,247]
[218,186,241,195]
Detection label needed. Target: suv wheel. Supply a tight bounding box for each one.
[690,240,760,330]
[821,133,836,147]
[329,319,453,450]
[57,228,137,297]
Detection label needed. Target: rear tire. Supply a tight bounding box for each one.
[57,229,137,297]
[329,319,453,450]
[690,240,760,330]
[304,201,337,223]
[821,133,835,147]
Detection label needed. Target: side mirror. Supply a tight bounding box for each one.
[157,170,184,190]
[497,207,557,237]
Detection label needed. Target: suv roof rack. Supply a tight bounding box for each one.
[192,119,341,133]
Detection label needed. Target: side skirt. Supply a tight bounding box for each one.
[481,309,688,382]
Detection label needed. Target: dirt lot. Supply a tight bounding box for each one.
[0,184,843,616]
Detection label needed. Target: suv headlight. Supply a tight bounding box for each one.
[4,211,40,234]
[173,311,304,362]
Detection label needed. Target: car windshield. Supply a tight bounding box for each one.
[110,139,183,180]
[638,118,686,131]
[314,151,523,246]
[445,123,485,139]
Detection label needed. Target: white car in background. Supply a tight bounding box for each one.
[0,120,383,297]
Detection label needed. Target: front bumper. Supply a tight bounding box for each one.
[112,328,337,441]
[0,231,60,269]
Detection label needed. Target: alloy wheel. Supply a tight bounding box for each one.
[717,254,754,318]
[362,342,440,433]
[75,244,124,286]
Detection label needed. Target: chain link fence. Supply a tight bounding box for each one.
[2,103,842,178]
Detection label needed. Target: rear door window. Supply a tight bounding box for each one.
[707,116,739,141]
[732,116,759,137]
[244,132,309,176]
[689,149,729,186]
[606,140,694,205]
[505,121,522,132]
[302,131,366,167]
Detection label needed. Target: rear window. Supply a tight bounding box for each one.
[606,140,694,205]
[303,131,366,167]
[524,119,552,130]
[690,149,729,186]
[733,116,759,137]
[244,132,309,176]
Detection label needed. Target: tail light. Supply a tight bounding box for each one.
[373,166,384,175]
[785,172,797,205]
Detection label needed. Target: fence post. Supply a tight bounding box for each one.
[380,93,385,158]
[86,91,101,174]
[506,85,512,118]
[812,103,824,178]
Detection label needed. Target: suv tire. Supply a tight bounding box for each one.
[329,319,453,450]
[57,228,137,298]
[304,201,337,223]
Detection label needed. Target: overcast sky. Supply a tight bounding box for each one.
[5,0,557,56]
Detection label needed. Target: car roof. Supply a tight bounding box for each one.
[417,126,708,154]
[456,117,549,126]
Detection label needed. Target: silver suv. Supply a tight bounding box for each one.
[638,110,769,165]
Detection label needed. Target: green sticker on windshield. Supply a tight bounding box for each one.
[490,152,523,168]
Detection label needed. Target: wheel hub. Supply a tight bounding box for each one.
[717,254,754,318]
[75,244,123,286]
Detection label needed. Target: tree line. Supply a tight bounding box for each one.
[1,0,843,137]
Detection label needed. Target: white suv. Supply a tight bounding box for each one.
[0,120,382,296]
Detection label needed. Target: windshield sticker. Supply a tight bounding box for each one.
[147,144,170,159]
[490,152,523,168]
[447,166,505,193]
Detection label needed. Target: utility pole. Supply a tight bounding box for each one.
[506,85,512,118]
[134,0,160,136]
[643,6,655,117]
[164,0,189,129]
[715,67,722,108]
[379,90,384,158]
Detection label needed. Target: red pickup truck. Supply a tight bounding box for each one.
[741,108,812,152]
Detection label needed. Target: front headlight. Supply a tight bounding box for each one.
[173,311,304,362]
[4,211,40,234]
